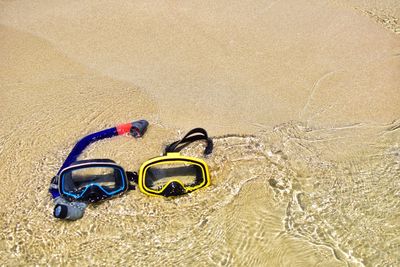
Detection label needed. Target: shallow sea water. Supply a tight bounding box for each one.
[0,117,399,266]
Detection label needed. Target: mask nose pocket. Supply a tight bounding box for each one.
[162,181,186,196]
[85,185,107,202]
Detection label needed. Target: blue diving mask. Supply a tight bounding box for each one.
[56,159,132,202]
[49,120,148,204]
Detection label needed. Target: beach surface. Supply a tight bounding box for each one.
[1,0,399,133]
[0,0,399,266]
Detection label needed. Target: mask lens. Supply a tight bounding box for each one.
[144,162,205,192]
[61,166,125,196]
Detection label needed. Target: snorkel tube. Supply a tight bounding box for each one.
[49,120,148,220]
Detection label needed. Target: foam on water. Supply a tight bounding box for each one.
[1,121,398,266]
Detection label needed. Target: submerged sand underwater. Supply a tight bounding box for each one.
[0,0,399,266]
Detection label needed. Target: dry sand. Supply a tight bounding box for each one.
[1,0,399,134]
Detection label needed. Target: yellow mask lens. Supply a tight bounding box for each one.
[138,153,210,197]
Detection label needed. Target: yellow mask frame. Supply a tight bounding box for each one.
[138,152,211,197]
[138,128,213,197]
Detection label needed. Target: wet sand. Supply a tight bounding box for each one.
[0,0,399,266]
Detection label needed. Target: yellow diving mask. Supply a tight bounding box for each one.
[138,128,213,197]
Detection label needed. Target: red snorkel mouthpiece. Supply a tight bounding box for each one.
[116,120,149,137]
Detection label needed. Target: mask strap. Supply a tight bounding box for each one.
[165,128,213,156]
[126,171,138,190]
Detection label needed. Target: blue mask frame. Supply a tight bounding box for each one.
[49,120,148,202]
[58,161,127,202]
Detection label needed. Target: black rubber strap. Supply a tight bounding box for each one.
[127,171,138,183]
[165,128,213,156]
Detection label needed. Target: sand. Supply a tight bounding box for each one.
[0,0,399,265]
[1,0,399,134]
